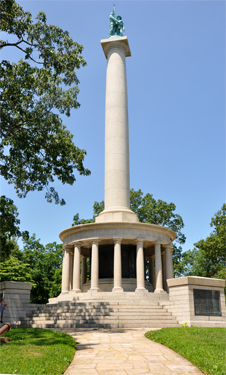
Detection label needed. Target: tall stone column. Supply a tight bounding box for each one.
[165,245,174,292]
[154,243,165,293]
[69,251,74,291]
[149,256,155,289]
[81,256,87,291]
[96,37,138,223]
[135,240,147,293]
[73,243,81,293]
[89,239,99,292]
[112,238,123,292]
[61,246,71,293]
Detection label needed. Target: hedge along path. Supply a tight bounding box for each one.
[62,328,203,375]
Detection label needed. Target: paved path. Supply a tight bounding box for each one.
[62,328,203,375]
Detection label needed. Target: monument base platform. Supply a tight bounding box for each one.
[95,208,139,223]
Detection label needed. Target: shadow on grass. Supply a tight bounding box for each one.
[2,328,75,348]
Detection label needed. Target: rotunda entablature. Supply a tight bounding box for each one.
[59,222,176,249]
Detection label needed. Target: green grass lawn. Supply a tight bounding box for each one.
[145,327,226,375]
[0,327,76,375]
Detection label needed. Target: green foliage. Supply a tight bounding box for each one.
[0,255,33,283]
[130,189,186,276]
[0,195,28,261]
[0,195,63,302]
[0,328,76,375]
[20,235,63,303]
[72,213,95,225]
[0,0,90,204]
[181,204,226,279]
[0,236,63,303]
[72,201,104,226]
[145,327,226,375]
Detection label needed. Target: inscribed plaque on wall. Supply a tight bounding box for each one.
[193,289,222,316]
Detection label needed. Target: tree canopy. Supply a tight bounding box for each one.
[72,189,186,276]
[0,195,28,261]
[181,204,226,280]
[0,0,90,204]
[20,235,63,303]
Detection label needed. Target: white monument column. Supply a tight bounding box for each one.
[165,245,174,290]
[112,238,123,292]
[135,240,147,293]
[96,37,138,223]
[89,239,99,292]
[61,246,71,293]
[73,243,81,293]
[69,251,74,291]
[154,243,165,293]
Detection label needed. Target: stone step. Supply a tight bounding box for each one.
[43,302,161,309]
[28,311,171,318]
[18,322,180,329]
[28,306,166,314]
[39,304,162,312]
[50,299,162,304]
[16,294,180,330]
[21,316,176,325]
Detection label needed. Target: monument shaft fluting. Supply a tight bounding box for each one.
[96,37,138,223]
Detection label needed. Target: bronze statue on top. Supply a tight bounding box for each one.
[108,5,125,38]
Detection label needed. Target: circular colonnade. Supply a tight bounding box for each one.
[59,222,175,297]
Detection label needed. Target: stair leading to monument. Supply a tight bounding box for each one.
[16,293,181,329]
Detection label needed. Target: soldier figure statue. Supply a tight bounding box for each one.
[108,5,125,38]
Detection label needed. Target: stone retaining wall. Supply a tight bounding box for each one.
[0,281,42,324]
[165,276,226,327]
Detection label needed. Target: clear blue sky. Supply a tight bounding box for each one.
[1,1,225,253]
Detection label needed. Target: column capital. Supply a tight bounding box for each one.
[73,241,82,248]
[164,244,173,252]
[135,238,144,245]
[63,245,74,253]
[91,238,100,245]
[113,237,122,244]
[101,36,131,59]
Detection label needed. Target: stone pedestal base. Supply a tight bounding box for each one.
[112,287,123,292]
[135,288,148,293]
[71,289,81,293]
[154,289,167,294]
[95,208,139,223]
[167,276,226,327]
[83,279,153,293]
[88,288,99,293]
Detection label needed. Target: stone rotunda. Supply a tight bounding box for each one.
[54,35,176,301]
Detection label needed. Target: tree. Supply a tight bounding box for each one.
[0,195,28,261]
[0,0,90,205]
[72,189,186,276]
[20,235,63,303]
[0,255,33,283]
[72,201,104,225]
[181,204,226,279]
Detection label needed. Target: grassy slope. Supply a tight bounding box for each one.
[0,328,76,375]
[145,327,226,375]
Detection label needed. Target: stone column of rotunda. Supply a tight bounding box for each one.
[165,244,174,291]
[61,245,72,294]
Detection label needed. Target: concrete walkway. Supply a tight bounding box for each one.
[62,328,203,375]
